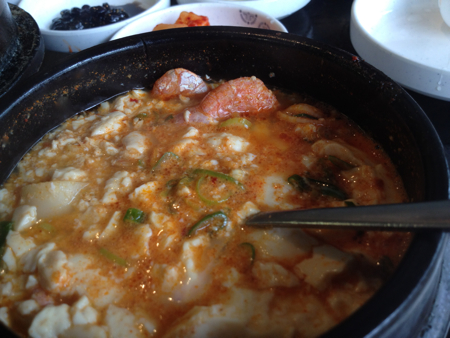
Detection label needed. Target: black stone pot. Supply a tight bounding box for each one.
[0,27,448,338]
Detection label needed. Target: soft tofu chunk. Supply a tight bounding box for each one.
[2,247,16,272]
[102,171,131,204]
[257,175,298,209]
[171,139,203,156]
[37,250,68,291]
[20,243,56,273]
[90,111,126,136]
[295,245,353,289]
[206,133,249,153]
[129,182,158,206]
[52,167,87,181]
[0,282,12,296]
[149,211,170,229]
[105,305,142,338]
[174,235,212,302]
[163,288,276,338]
[61,254,123,308]
[28,304,71,338]
[240,153,256,165]
[71,296,98,325]
[182,127,199,138]
[17,299,40,315]
[253,261,299,288]
[99,211,121,239]
[60,325,107,338]
[6,231,35,258]
[132,225,152,256]
[0,307,9,326]
[235,201,259,223]
[12,205,37,232]
[21,181,88,219]
[248,229,317,260]
[122,131,147,155]
[26,275,38,289]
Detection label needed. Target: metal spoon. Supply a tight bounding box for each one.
[245,200,450,231]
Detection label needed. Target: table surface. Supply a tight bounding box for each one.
[37,0,450,337]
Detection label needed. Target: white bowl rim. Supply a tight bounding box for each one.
[111,2,288,40]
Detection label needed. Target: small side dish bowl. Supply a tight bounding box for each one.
[111,2,287,40]
[17,0,170,53]
[175,0,311,19]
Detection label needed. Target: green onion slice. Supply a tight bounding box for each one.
[194,169,244,205]
[293,113,318,120]
[123,208,145,224]
[187,211,228,236]
[219,117,252,129]
[194,169,244,189]
[328,155,355,170]
[288,175,347,200]
[152,152,180,172]
[136,113,148,119]
[0,221,13,255]
[137,159,146,168]
[99,248,129,267]
[287,174,311,192]
[240,242,256,263]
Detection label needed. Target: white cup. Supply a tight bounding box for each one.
[439,0,450,26]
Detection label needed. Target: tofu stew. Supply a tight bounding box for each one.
[0,69,412,338]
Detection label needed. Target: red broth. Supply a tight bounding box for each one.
[0,70,411,338]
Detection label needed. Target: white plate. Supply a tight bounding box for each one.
[351,0,450,101]
[175,0,310,19]
[111,2,287,40]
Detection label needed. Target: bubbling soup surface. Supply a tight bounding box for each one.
[0,69,411,338]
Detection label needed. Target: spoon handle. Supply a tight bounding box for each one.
[245,200,450,231]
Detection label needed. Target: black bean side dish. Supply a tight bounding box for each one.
[50,3,129,30]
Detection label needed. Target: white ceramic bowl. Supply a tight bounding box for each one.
[350,0,450,101]
[18,0,170,53]
[111,2,287,40]
[175,0,310,19]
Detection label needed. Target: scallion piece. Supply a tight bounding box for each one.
[307,178,347,200]
[288,175,347,200]
[0,221,13,255]
[196,175,234,205]
[99,248,129,267]
[287,174,311,192]
[152,152,180,172]
[136,113,148,119]
[219,117,252,129]
[187,211,228,237]
[123,208,145,224]
[293,113,318,120]
[193,169,244,190]
[240,242,256,263]
[137,159,146,168]
[328,155,355,170]
[194,169,244,205]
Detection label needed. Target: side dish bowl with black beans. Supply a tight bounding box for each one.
[50,3,129,30]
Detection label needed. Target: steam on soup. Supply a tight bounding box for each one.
[0,69,411,338]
